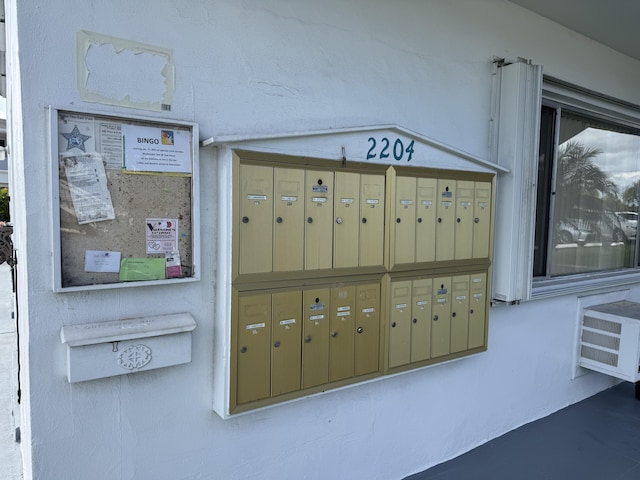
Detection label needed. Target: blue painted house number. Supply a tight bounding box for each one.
[367,137,415,162]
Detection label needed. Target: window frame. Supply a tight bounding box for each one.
[531,78,640,298]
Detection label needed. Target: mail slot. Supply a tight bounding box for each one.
[394,176,417,265]
[431,276,452,358]
[436,180,456,261]
[473,182,492,259]
[334,172,360,268]
[411,278,432,363]
[329,285,356,382]
[302,288,330,389]
[450,275,470,353]
[388,280,412,368]
[415,177,437,263]
[468,272,487,349]
[305,170,334,270]
[355,283,380,376]
[237,293,272,404]
[359,174,385,267]
[238,164,273,274]
[271,291,302,396]
[273,168,305,272]
[454,181,474,260]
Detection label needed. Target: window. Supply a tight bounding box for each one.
[490,62,640,302]
[534,104,640,279]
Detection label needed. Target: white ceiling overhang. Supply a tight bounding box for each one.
[509,0,640,62]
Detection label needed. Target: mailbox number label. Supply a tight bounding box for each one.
[367,137,414,162]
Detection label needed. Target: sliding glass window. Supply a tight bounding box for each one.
[534,105,640,279]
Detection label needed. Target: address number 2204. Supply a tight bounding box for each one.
[367,137,415,162]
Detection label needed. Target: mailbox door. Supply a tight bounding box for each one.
[238,164,273,274]
[302,288,330,389]
[468,272,487,349]
[431,277,452,358]
[388,280,412,368]
[273,168,305,272]
[436,179,456,261]
[359,174,385,267]
[305,170,334,270]
[237,294,272,404]
[394,176,417,265]
[410,278,432,363]
[415,177,437,263]
[334,172,360,268]
[473,181,492,259]
[329,285,356,382]
[271,291,302,396]
[450,275,470,353]
[454,181,474,260]
[355,283,380,376]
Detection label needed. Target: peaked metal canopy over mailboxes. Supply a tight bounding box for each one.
[204,125,504,417]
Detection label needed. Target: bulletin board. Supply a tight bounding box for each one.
[50,107,199,291]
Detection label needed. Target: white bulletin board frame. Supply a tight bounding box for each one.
[49,106,200,292]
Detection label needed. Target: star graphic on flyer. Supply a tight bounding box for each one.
[61,125,91,152]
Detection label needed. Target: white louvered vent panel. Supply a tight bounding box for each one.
[579,301,640,382]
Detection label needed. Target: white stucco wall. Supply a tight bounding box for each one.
[7,1,640,479]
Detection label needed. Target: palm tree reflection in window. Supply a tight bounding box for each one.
[553,141,624,246]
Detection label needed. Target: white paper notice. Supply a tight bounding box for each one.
[97,122,123,169]
[84,250,121,273]
[61,153,115,224]
[123,124,191,174]
[146,218,178,253]
[58,113,96,153]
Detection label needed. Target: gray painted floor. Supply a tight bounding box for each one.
[0,262,22,479]
[406,381,640,480]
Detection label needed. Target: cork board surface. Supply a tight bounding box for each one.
[55,110,194,288]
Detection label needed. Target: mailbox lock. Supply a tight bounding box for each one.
[336,217,343,225]
[412,318,417,324]
[474,217,480,223]
[361,217,367,224]
[331,331,338,338]
[456,218,461,223]
[240,346,247,353]
[274,341,281,348]
[437,218,442,223]
[276,217,283,223]
[433,315,439,321]
[307,217,313,223]
[417,217,422,223]
[452,312,457,318]
[470,309,474,314]
[396,218,401,223]
[242,216,249,224]
[304,336,312,343]
[357,326,364,334]
[391,322,396,328]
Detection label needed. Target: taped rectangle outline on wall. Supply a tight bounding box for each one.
[77,30,175,112]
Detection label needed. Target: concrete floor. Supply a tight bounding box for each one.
[0,262,22,479]
[406,381,640,480]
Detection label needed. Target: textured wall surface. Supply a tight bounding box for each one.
[6,1,640,479]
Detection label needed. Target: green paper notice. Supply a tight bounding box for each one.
[119,258,166,281]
